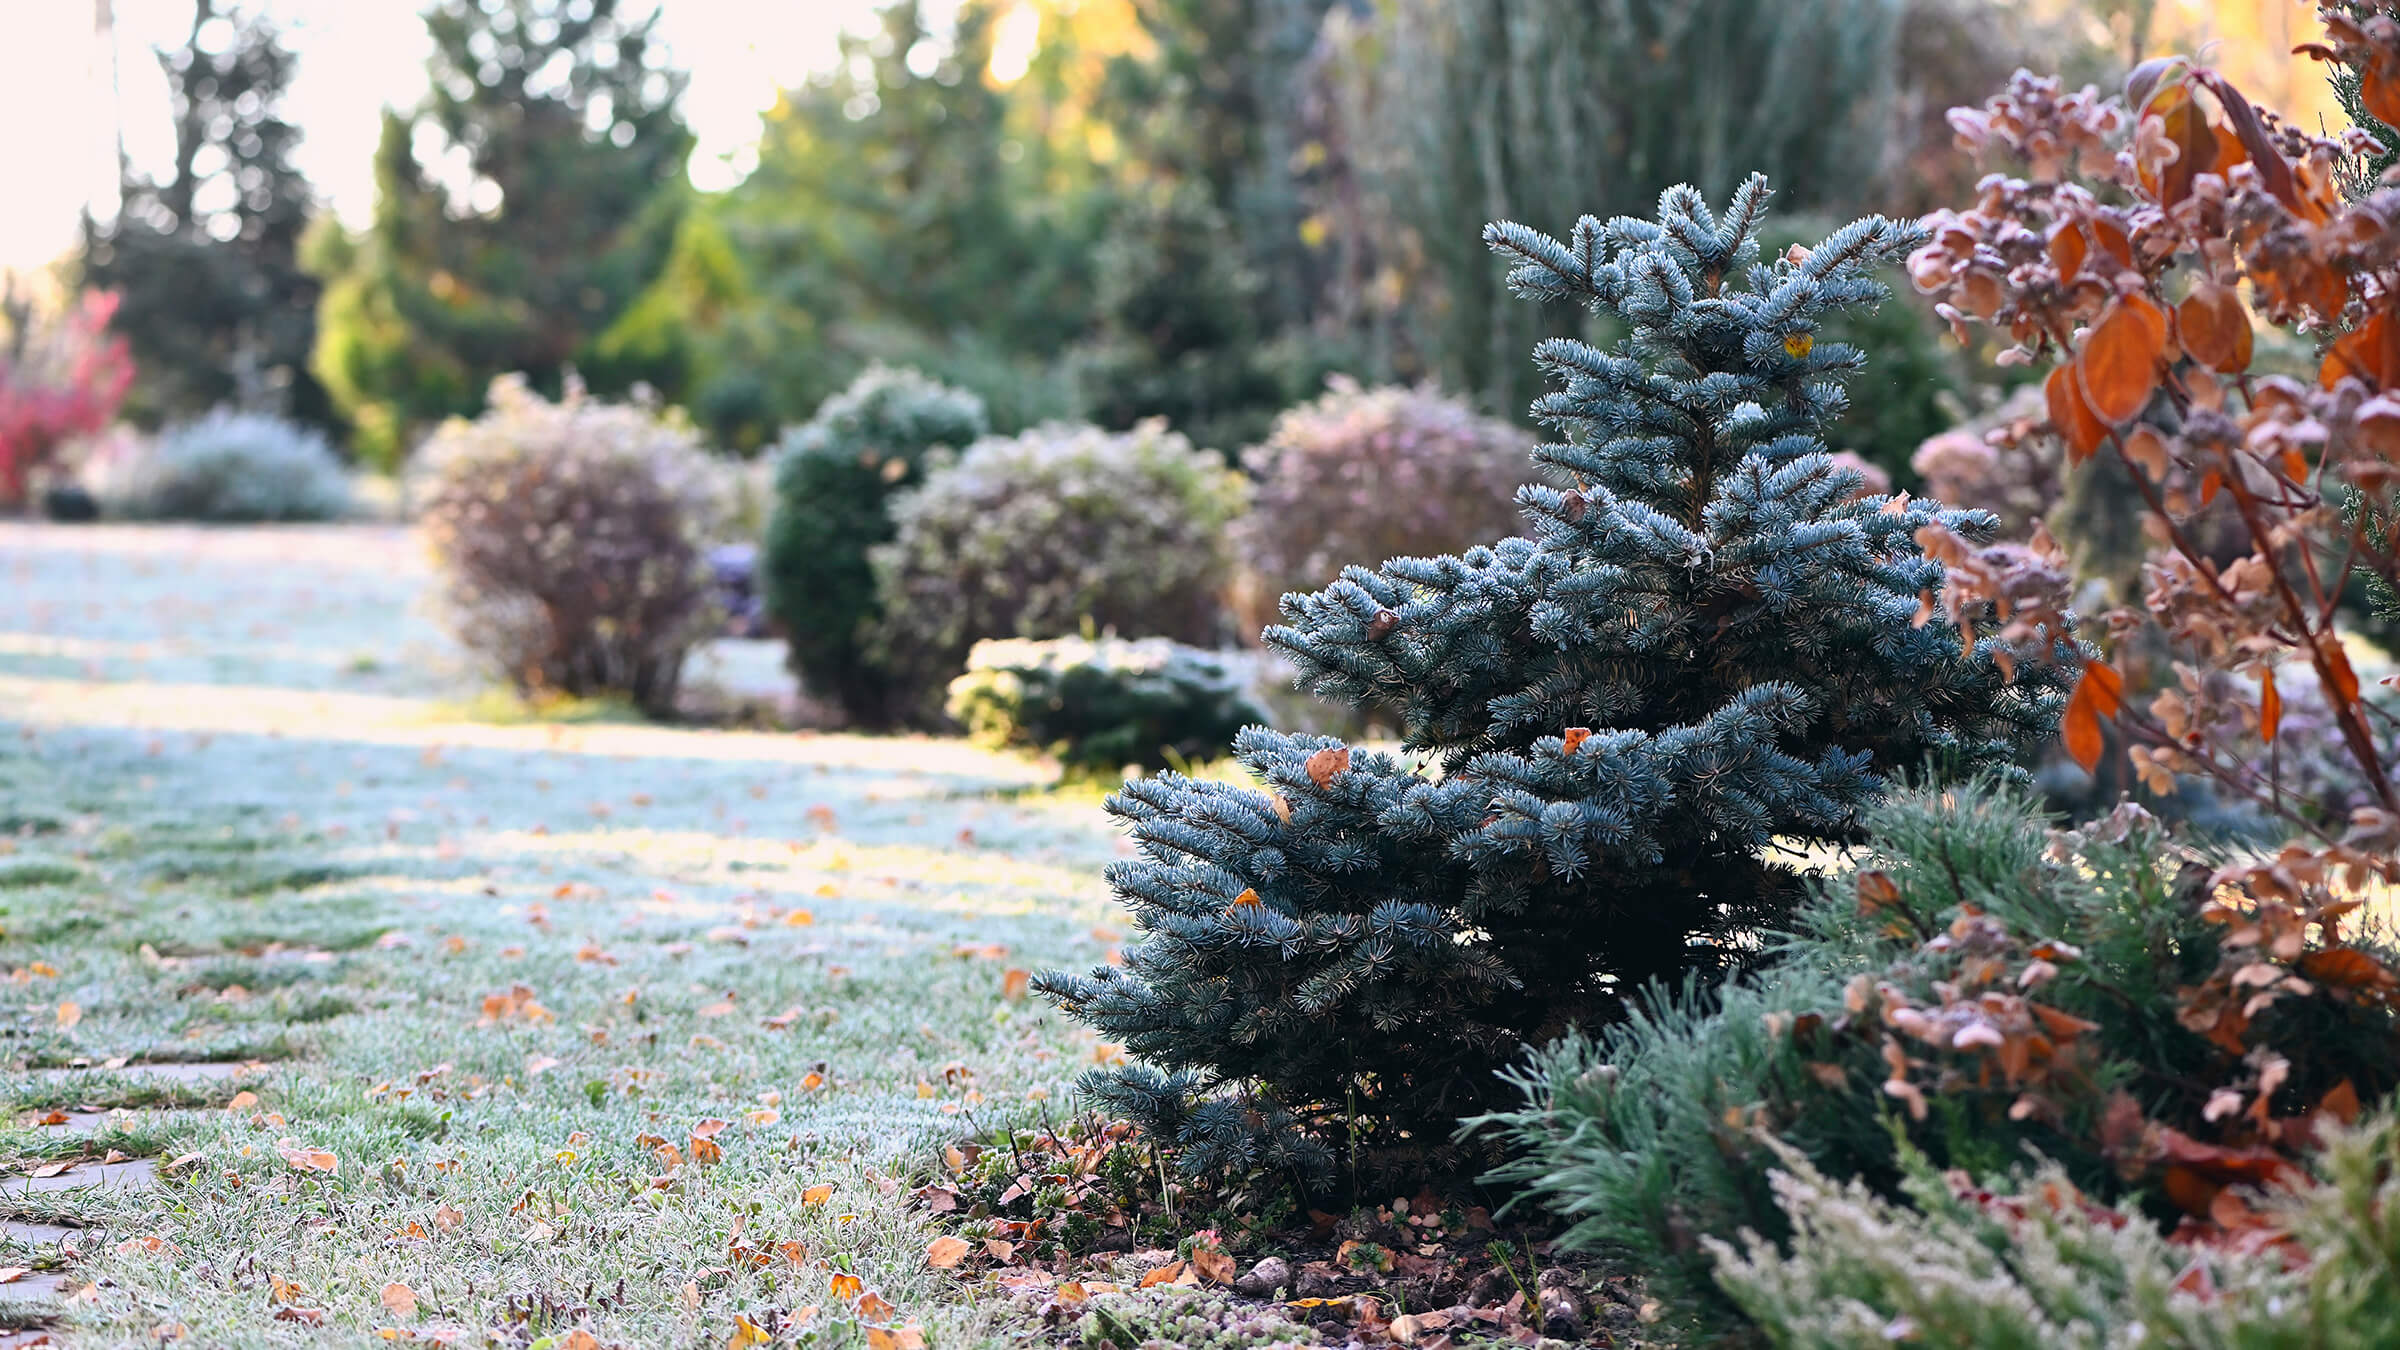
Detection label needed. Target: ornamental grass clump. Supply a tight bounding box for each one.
[419,375,728,718]
[871,420,1245,725]
[1478,782,2400,1334]
[1228,379,1536,639]
[1036,179,2066,1186]
[1710,1111,2400,1349]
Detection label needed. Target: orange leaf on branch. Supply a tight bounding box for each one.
[2176,283,2253,374]
[2061,660,2124,773]
[2322,311,2400,391]
[2364,64,2400,136]
[2077,296,2168,424]
[2044,366,2111,465]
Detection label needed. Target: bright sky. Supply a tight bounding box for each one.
[0,0,897,273]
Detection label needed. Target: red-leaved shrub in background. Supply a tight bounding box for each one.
[0,290,134,507]
[1905,6,2400,872]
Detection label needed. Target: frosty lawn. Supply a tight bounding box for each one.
[0,521,1134,1348]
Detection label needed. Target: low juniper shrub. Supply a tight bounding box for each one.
[946,635,1264,777]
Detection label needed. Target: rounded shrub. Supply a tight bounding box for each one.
[946,635,1265,777]
[108,409,351,522]
[761,366,988,727]
[1228,379,1535,638]
[417,376,728,717]
[872,420,1246,724]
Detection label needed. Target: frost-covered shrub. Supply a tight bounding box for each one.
[108,409,350,522]
[762,366,988,727]
[946,636,1264,776]
[1227,380,1533,638]
[1711,1115,2400,1349]
[872,421,1246,723]
[418,376,728,716]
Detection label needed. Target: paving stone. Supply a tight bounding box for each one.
[37,1061,254,1085]
[21,1112,115,1134]
[0,1270,70,1302]
[118,1062,248,1084]
[0,1160,154,1197]
[0,1223,78,1250]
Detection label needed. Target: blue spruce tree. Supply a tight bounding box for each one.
[1036,177,2067,1182]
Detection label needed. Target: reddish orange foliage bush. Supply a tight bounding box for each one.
[1906,9,2400,873]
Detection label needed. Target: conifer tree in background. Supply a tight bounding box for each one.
[1039,178,2067,1181]
[606,0,1100,446]
[1070,184,1294,455]
[82,0,328,429]
[310,0,690,465]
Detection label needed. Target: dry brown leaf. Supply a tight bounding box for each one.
[926,1235,971,1269]
[275,1140,339,1174]
[380,1283,417,1319]
[1303,746,1350,789]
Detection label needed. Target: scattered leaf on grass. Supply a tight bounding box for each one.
[926,1236,970,1268]
[381,1283,417,1318]
[276,1140,339,1173]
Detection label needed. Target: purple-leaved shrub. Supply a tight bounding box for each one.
[1228,379,1533,639]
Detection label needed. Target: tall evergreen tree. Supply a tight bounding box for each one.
[311,0,691,464]
[602,0,1099,444]
[1102,0,1344,330]
[1038,179,2067,1181]
[81,0,327,428]
[1318,0,1905,419]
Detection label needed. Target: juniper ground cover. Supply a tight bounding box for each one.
[0,522,1133,1348]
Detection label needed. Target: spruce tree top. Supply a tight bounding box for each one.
[1038,178,2066,1183]
[1273,176,2047,768]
